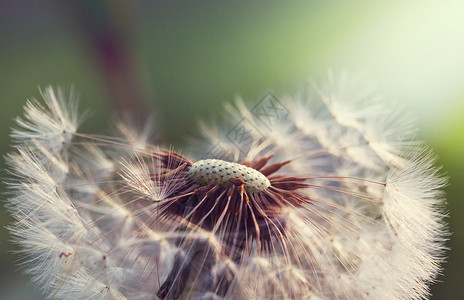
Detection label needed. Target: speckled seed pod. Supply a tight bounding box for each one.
[188,159,271,193]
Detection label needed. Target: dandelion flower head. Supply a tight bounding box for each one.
[5,73,447,299]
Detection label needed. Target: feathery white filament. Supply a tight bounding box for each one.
[11,86,79,157]
[188,159,270,193]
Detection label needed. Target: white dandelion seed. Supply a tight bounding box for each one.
[4,76,447,300]
[11,86,81,158]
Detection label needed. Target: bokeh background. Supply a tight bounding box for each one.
[1,1,463,299]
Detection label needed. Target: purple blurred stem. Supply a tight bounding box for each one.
[59,1,151,119]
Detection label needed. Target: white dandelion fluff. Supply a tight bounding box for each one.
[11,86,80,158]
[5,74,447,300]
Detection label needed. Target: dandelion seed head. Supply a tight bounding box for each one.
[4,74,448,300]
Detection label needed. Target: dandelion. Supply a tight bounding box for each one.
[5,73,447,300]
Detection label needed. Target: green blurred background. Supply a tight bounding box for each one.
[1,1,463,299]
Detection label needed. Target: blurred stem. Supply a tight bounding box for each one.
[58,0,151,120]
